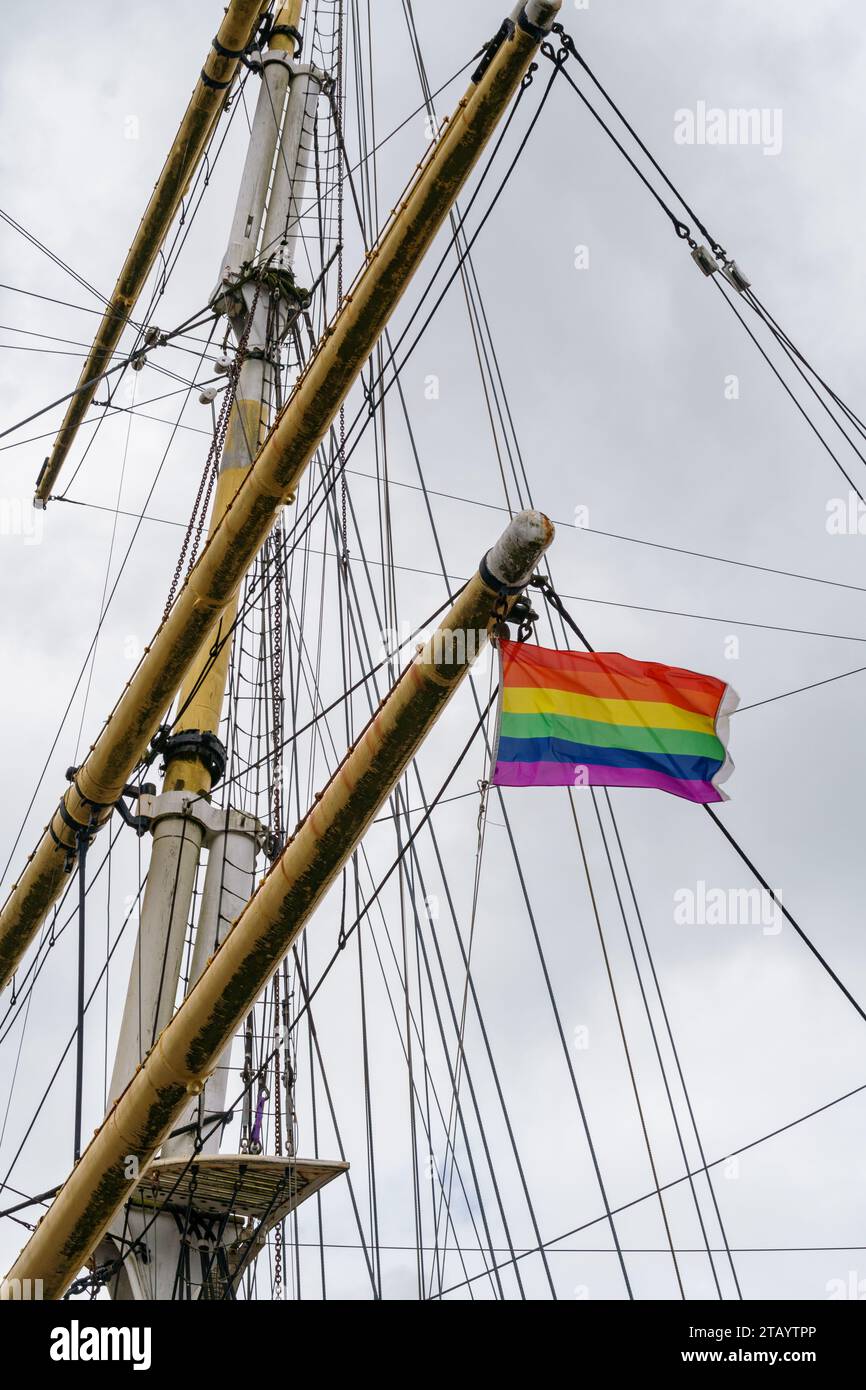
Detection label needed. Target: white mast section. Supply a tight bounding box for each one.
[102,5,327,1300]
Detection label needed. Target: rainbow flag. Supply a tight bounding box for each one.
[492,640,737,804]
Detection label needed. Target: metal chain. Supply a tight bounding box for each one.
[281,966,295,1157]
[270,528,284,847]
[336,0,349,568]
[268,525,284,1287]
[272,970,283,1300]
[239,1012,254,1153]
[530,573,595,652]
[265,262,286,1301]
[162,277,263,621]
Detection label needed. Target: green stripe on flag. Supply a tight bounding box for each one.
[499,710,725,761]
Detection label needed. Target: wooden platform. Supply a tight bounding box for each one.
[131,1154,348,1222]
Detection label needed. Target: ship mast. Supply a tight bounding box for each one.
[1,0,563,1299]
[108,0,319,1144]
[94,5,324,1295]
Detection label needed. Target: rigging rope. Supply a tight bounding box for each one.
[545,23,866,511]
[598,789,741,1298]
[163,279,262,620]
[528,581,866,1034]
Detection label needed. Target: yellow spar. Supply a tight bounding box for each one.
[32,0,270,507]
[0,1,562,991]
[164,1,305,797]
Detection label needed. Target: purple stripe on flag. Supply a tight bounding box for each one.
[492,760,723,804]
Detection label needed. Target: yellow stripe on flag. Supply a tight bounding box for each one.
[502,685,717,736]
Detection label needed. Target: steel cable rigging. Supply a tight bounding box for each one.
[543,25,866,508]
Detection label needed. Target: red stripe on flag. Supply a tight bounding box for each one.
[500,641,726,719]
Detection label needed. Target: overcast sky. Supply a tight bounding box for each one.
[1,0,866,1301]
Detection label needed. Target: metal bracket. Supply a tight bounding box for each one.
[691,244,719,277]
[722,259,751,293]
[150,728,228,788]
[135,791,269,852]
[479,550,526,596]
[505,594,538,641]
[260,49,294,73]
[211,36,246,60]
[517,5,549,43]
[270,23,303,54]
[199,69,233,92]
[472,19,515,84]
[114,797,151,836]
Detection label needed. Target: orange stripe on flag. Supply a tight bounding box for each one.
[500,641,725,719]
